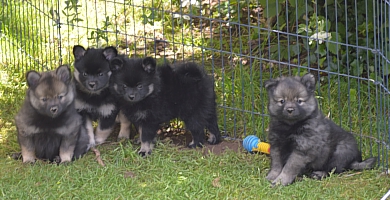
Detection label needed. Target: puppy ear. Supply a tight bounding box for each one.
[142,57,156,74]
[103,46,118,61]
[26,71,41,87]
[110,58,123,71]
[264,79,278,91]
[301,73,316,92]
[56,65,72,84]
[73,45,86,60]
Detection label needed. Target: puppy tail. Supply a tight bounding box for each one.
[349,157,377,170]
[175,62,205,83]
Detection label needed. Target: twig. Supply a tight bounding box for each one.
[92,147,105,167]
[343,172,362,177]
[381,189,390,200]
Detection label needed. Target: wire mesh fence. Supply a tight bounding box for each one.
[1,0,389,169]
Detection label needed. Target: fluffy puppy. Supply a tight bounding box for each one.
[109,57,222,156]
[15,65,90,163]
[73,45,122,146]
[265,73,376,186]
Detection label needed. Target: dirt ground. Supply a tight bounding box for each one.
[159,130,245,155]
[110,124,245,155]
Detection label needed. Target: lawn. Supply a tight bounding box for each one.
[1,139,389,199]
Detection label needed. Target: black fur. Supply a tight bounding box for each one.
[265,73,377,186]
[109,57,222,156]
[14,65,90,163]
[72,45,121,145]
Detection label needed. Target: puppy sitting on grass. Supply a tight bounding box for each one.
[15,65,90,163]
[264,73,376,186]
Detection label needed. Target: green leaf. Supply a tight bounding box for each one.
[349,89,357,102]
[280,48,289,60]
[327,32,341,55]
[297,24,308,34]
[318,57,326,66]
[328,62,338,71]
[382,64,390,76]
[296,5,313,19]
[315,44,327,57]
[290,44,300,56]
[259,0,281,18]
[350,59,363,76]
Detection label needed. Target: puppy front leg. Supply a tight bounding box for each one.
[272,152,309,186]
[138,125,156,157]
[117,111,131,140]
[85,116,95,148]
[59,134,77,163]
[95,114,117,144]
[18,136,36,163]
[266,147,284,181]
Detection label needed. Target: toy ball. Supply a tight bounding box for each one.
[243,135,270,154]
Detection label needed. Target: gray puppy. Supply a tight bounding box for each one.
[264,73,376,186]
[15,65,90,163]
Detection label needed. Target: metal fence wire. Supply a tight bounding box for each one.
[1,0,389,170]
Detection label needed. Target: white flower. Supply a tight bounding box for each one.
[309,31,331,45]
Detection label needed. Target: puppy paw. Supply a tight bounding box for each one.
[311,171,328,180]
[207,134,221,145]
[271,173,296,186]
[87,142,96,150]
[266,170,281,181]
[132,137,141,145]
[117,130,130,140]
[60,160,71,165]
[116,136,129,143]
[22,159,36,164]
[138,150,152,157]
[11,152,22,160]
[95,137,106,145]
[188,141,204,148]
[138,142,153,157]
[22,156,36,164]
[53,156,61,164]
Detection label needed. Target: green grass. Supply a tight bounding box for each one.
[1,142,389,199]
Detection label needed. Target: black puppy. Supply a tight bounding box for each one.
[73,45,122,146]
[109,57,222,156]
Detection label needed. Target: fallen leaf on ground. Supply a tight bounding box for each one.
[212,177,221,188]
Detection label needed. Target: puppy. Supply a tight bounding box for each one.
[264,73,376,186]
[15,65,90,163]
[73,45,121,146]
[109,57,222,156]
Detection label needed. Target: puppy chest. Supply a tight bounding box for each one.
[75,99,116,117]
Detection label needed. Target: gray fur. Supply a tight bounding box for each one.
[14,65,90,163]
[265,73,376,186]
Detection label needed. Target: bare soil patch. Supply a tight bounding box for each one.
[109,123,245,156]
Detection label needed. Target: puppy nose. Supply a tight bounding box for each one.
[89,82,96,88]
[286,108,294,113]
[50,106,58,114]
[128,95,135,100]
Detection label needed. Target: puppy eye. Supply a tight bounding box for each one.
[297,99,303,104]
[98,73,103,76]
[279,99,285,104]
[58,95,64,100]
[82,72,88,77]
[42,97,47,102]
[137,84,143,89]
[122,84,127,89]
